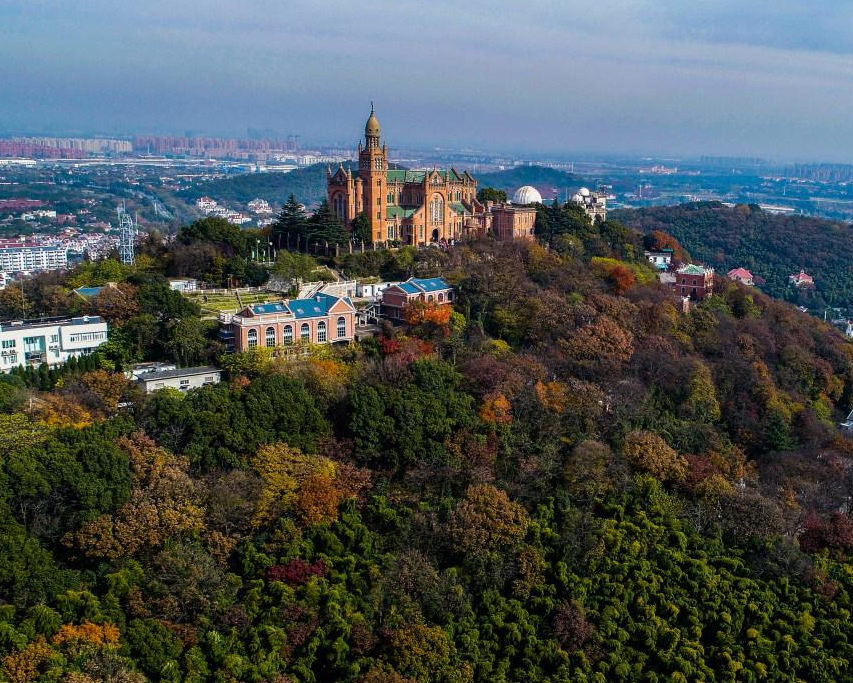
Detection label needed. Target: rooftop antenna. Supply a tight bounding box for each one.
[117,201,135,265]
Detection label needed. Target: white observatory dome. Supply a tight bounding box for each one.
[512,185,543,205]
[578,187,591,197]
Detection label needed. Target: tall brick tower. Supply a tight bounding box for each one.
[358,103,387,243]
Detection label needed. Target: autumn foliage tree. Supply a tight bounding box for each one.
[404,300,452,337]
[449,484,529,555]
[621,429,687,482]
[69,432,204,559]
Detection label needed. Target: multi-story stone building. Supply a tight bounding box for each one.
[327,106,538,246]
[327,106,488,245]
[219,292,356,353]
[491,204,536,241]
[0,315,108,371]
[672,264,714,300]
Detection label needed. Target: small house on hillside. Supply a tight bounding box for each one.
[727,267,754,286]
[789,269,814,287]
[381,277,454,320]
[670,264,714,300]
[644,249,673,271]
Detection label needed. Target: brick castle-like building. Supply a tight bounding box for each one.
[327,106,535,246]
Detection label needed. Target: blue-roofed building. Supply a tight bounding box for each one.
[381,277,454,320]
[220,292,357,353]
[73,286,106,300]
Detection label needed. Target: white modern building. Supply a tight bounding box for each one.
[130,364,221,393]
[0,316,108,370]
[0,245,68,273]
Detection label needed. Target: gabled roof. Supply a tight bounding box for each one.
[727,267,753,279]
[449,202,469,216]
[289,292,355,318]
[387,170,426,183]
[251,302,291,315]
[408,277,451,293]
[386,169,471,184]
[397,282,421,294]
[74,286,104,299]
[244,293,354,320]
[386,206,419,219]
[677,264,712,276]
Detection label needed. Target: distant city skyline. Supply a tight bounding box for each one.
[2,1,853,161]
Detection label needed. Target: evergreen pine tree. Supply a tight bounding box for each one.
[38,363,50,391]
[271,194,309,250]
[350,212,372,245]
[307,200,349,249]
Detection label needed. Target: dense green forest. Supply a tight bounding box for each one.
[5,207,853,681]
[615,201,853,307]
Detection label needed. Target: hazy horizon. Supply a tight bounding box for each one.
[2,0,853,162]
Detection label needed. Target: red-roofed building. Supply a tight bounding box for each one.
[727,267,754,286]
[789,269,814,287]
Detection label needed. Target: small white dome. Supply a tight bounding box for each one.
[578,187,591,197]
[512,185,543,205]
[571,193,583,203]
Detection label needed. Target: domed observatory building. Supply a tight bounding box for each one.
[512,185,543,205]
[489,185,540,241]
[570,186,607,222]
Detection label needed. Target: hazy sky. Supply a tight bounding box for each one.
[1,0,852,160]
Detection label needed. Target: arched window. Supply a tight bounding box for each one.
[438,293,444,302]
[247,329,258,348]
[332,194,346,222]
[283,325,293,345]
[337,316,346,339]
[265,327,276,347]
[429,195,444,224]
[300,323,310,341]
[317,321,327,343]
[428,294,434,302]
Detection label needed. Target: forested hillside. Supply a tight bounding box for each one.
[178,164,581,211]
[177,164,354,208]
[475,166,581,195]
[615,201,853,306]
[5,209,853,681]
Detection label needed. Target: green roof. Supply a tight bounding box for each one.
[387,170,425,183]
[449,202,469,215]
[679,264,710,275]
[386,169,469,184]
[386,206,418,219]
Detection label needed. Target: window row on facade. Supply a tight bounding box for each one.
[245,316,348,348]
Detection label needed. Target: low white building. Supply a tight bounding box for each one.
[168,278,198,293]
[644,249,673,270]
[356,281,395,299]
[0,315,108,370]
[131,364,221,393]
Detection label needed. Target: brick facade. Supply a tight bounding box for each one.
[220,294,356,353]
[328,107,489,246]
